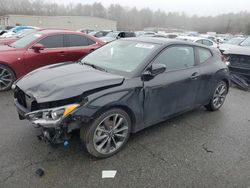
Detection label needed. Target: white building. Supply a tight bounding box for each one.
[0,15,117,30]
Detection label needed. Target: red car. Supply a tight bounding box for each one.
[0,30,104,91]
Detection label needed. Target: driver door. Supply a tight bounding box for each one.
[143,45,201,124]
[24,34,67,74]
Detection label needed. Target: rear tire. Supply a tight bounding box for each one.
[205,81,228,111]
[80,108,131,158]
[0,64,15,91]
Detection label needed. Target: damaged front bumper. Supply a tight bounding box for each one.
[15,101,82,144]
[25,104,79,128]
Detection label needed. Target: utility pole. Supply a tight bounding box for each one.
[226,19,232,33]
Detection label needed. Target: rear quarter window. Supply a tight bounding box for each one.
[203,40,213,46]
[68,34,90,47]
[197,47,212,64]
[87,38,96,45]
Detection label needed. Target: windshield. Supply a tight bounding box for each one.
[89,31,98,36]
[106,32,119,38]
[226,38,244,45]
[15,29,35,38]
[10,32,42,48]
[82,40,160,75]
[240,37,250,46]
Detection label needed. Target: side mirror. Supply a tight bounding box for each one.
[142,64,166,81]
[150,64,166,76]
[32,43,44,52]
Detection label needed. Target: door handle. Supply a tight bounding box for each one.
[89,48,96,53]
[58,51,66,57]
[190,72,200,80]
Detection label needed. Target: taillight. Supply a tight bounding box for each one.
[221,54,230,66]
[221,54,226,62]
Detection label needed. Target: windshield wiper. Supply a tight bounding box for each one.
[83,62,107,72]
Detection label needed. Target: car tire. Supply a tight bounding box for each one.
[0,64,15,91]
[80,108,131,158]
[205,81,228,111]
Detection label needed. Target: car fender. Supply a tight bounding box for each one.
[209,68,230,98]
[72,88,143,132]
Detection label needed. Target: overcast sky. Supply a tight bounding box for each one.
[53,0,250,16]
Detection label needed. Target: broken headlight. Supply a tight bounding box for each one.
[25,104,80,127]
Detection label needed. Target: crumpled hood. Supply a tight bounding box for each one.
[223,45,250,56]
[16,62,124,103]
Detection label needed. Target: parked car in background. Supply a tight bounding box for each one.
[200,34,217,42]
[142,33,179,39]
[224,37,245,45]
[0,26,37,38]
[218,37,245,53]
[77,29,95,34]
[0,30,104,91]
[14,38,229,158]
[223,36,250,76]
[89,30,111,38]
[0,28,70,46]
[135,31,156,37]
[177,36,218,48]
[0,26,14,36]
[152,34,168,38]
[100,31,136,42]
[0,29,37,45]
[164,33,179,39]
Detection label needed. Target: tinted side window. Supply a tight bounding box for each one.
[203,40,213,46]
[125,32,135,37]
[68,34,89,47]
[87,38,96,45]
[119,32,126,38]
[39,35,64,48]
[155,46,195,71]
[197,47,212,63]
[95,32,104,38]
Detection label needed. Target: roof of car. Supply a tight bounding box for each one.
[122,37,182,45]
[36,29,81,35]
[177,36,214,42]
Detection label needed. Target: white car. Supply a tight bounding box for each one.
[218,37,245,53]
[222,36,250,76]
[176,36,218,48]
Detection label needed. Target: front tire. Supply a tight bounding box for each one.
[0,64,15,91]
[80,108,131,158]
[205,81,228,111]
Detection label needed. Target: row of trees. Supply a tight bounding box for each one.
[1,0,250,34]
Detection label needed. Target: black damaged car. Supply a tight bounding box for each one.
[14,38,230,158]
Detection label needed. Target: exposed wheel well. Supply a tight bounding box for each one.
[221,78,230,92]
